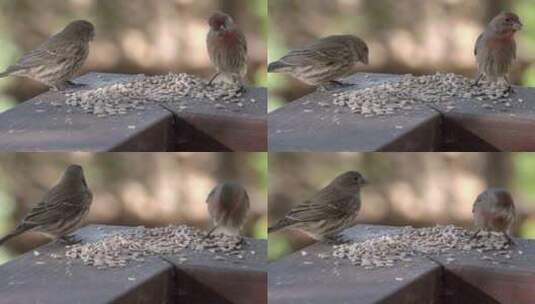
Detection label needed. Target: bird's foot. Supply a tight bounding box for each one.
[54,81,87,91]
[318,80,354,92]
[504,86,515,95]
[469,230,481,241]
[504,233,516,246]
[471,81,481,88]
[325,234,351,245]
[236,85,247,94]
[58,235,82,245]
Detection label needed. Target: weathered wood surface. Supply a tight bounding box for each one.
[268,225,535,304]
[435,85,535,151]
[269,73,535,152]
[167,238,267,304]
[269,225,442,304]
[0,225,267,304]
[0,73,174,152]
[164,87,267,152]
[433,239,535,304]
[0,73,267,152]
[268,74,441,152]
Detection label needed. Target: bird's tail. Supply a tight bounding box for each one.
[0,71,9,78]
[0,224,33,246]
[0,230,23,246]
[268,61,290,73]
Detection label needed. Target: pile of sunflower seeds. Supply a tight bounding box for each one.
[65,225,243,269]
[65,73,245,117]
[333,73,516,117]
[332,225,514,269]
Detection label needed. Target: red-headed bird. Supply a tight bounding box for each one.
[206,12,248,91]
[472,188,516,245]
[205,182,250,237]
[474,12,522,93]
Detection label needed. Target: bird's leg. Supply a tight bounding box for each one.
[325,233,351,245]
[58,235,82,245]
[504,232,516,246]
[53,81,86,92]
[208,72,221,86]
[472,74,483,88]
[503,76,515,94]
[65,80,87,88]
[237,83,247,94]
[330,80,354,87]
[469,229,481,241]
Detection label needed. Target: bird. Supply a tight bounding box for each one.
[473,12,523,93]
[268,35,369,91]
[204,182,250,238]
[0,164,93,246]
[268,171,367,243]
[472,188,516,245]
[206,12,248,91]
[0,20,95,91]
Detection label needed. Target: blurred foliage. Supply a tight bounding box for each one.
[0,0,267,112]
[0,152,267,264]
[269,153,535,261]
[269,0,535,110]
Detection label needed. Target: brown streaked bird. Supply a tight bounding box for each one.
[472,188,516,245]
[205,182,250,238]
[268,171,367,242]
[206,12,248,90]
[0,165,93,246]
[268,35,369,91]
[474,12,522,93]
[0,20,95,91]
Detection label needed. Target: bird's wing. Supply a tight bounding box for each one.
[474,33,484,56]
[286,195,357,223]
[22,188,88,226]
[279,38,350,67]
[10,34,80,70]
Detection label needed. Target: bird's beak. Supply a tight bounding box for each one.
[514,22,523,31]
[361,178,369,186]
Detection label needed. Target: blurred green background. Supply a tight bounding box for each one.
[0,0,267,113]
[269,153,535,261]
[0,152,267,265]
[268,0,535,112]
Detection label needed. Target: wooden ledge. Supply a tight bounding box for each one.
[0,73,267,152]
[268,225,535,304]
[268,73,535,152]
[0,225,267,304]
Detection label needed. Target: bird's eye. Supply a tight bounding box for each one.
[506,18,513,23]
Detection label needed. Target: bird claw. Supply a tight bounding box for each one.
[504,86,515,95]
[54,81,87,92]
[325,234,351,245]
[58,235,82,245]
[318,81,354,92]
[504,233,516,246]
